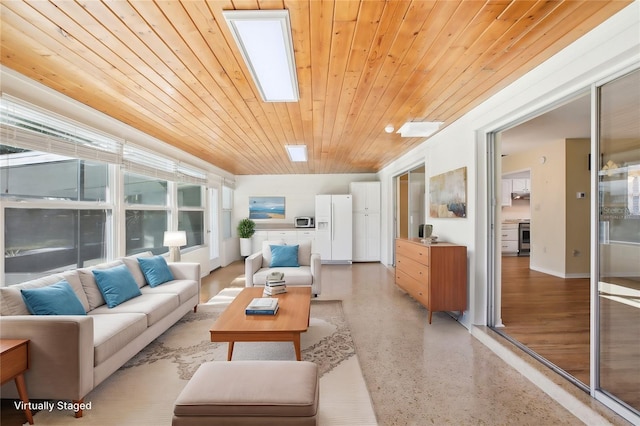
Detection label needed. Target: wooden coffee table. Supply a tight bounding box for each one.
[210,287,311,361]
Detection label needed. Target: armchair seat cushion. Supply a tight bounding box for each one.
[252,266,313,286]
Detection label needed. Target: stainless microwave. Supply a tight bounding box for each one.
[294,217,314,228]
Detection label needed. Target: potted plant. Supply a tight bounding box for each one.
[237,218,256,256]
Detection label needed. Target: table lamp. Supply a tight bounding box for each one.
[163,231,187,262]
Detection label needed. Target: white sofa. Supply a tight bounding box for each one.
[0,252,200,417]
[245,240,321,296]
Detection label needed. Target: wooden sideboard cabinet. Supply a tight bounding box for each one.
[395,238,467,324]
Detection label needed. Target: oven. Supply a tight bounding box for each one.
[518,222,530,256]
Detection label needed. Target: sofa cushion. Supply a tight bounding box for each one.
[21,280,87,316]
[140,279,198,305]
[138,256,174,287]
[270,244,299,267]
[0,270,89,316]
[89,312,147,366]
[92,264,142,308]
[121,251,154,288]
[90,293,179,327]
[78,260,124,310]
[253,266,313,286]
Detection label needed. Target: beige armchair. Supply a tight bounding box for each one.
[245,240,321,296]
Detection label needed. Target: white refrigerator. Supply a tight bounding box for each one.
[315,194,353,264]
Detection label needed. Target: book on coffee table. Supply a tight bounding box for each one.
[245,297,279,315]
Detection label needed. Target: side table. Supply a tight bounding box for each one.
[1,339,34,425]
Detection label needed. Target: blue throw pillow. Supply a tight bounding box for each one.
[270,245,300,267]
[21,280,86,315]
[92,264,142,308]
[138,256,174,287]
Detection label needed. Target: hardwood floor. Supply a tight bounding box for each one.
[500,256,591,385]
[500,255,640,410]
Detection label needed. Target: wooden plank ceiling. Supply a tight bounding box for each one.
[0,0,630,175]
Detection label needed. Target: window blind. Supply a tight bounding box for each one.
[1,95,122,164]
[1,95,208,185]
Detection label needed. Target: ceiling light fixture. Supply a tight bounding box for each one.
[223,10,299,102]
[384,125,394,133]
[285,144,308,162]
[397,121,444,138]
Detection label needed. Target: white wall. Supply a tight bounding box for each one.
[230,173,378,261]
[233,174,377,225]
[378,2,640,328]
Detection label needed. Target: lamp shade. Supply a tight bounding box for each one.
[163,231,187,247]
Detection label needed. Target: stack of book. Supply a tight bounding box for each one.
[263,278,287,296]
[245,297,279,315]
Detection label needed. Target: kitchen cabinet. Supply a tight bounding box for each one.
[296,230,316,252]
[512,178,530,192]
[350,182,381,261]
[251,230,314,254]
[501,223,519,255]
[395,238,467,324]
[501,179,513,206]
[351,182,380,213]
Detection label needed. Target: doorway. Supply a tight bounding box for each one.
[491,69,640,422]
[395,164,425,240]
[493,93,593,389]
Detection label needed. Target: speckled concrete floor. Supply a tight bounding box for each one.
[203,261,631,426]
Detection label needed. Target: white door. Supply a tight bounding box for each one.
[208,187,221,271]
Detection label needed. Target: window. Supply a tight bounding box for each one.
[4,208,108,285]
[125,210,168,255]
[124,173,168,205]
[178,184,204,248]
[222,185,233,239]
[0,96,216,285]
[0,146,107,201]
[124,172,169,255]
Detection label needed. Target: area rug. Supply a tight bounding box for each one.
[30,295,377,425]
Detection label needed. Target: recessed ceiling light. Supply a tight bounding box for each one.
[397,121,444,138]
[285,145,308,162]
[224,10,299,102]
[384,125,394,133]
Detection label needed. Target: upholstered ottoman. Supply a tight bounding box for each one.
[172,360,319,426]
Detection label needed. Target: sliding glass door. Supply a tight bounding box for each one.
[596,68,640,417]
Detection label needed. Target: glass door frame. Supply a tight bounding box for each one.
[590,65,640,424]
[484,64,640,425]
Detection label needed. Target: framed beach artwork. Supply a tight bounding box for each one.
[429,167,467,218]
[249,196,286,219]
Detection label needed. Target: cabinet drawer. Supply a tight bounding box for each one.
[395,269,429,307]
[396,255,429,282]
[501,240,518,252]
[500,228,518,241]
[296,230,315,239]
[395,241,429,266]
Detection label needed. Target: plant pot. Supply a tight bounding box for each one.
[240,238,253,256]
